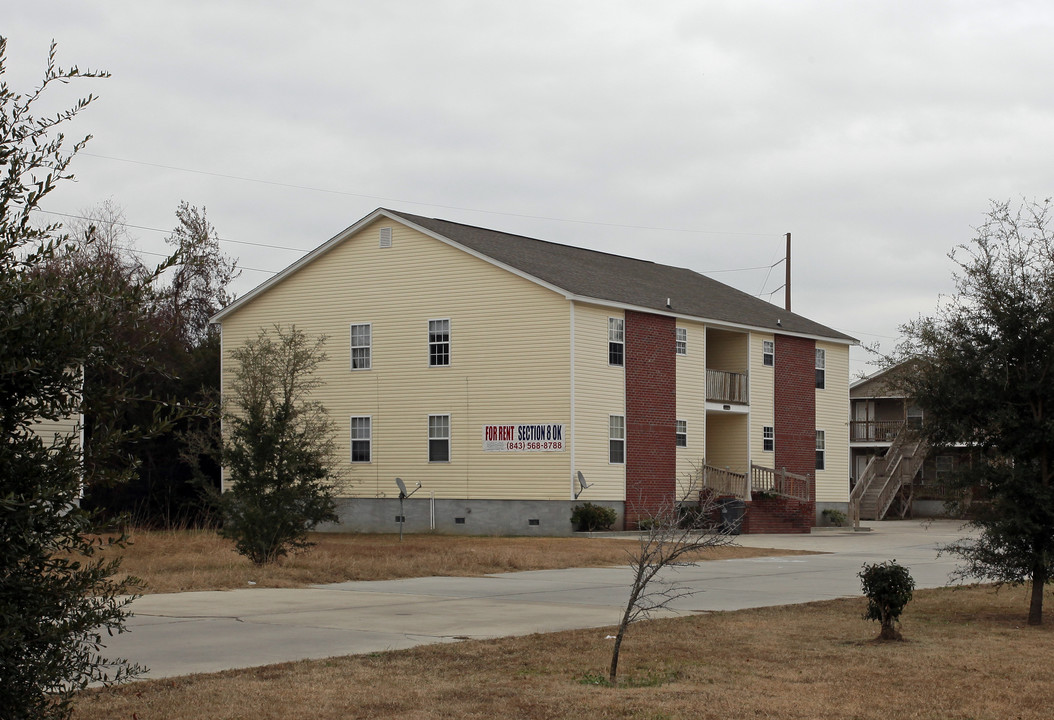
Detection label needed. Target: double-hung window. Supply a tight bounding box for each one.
[815,348,826,389]
[608,318,624,366]
[675,328,687,355]
[350,323,371,370]
[816,430,826,471]
[763,425,774,452]
[350,416,371,463]
[762,340,774,367]
[429,319,450,367]
[609,415,625,464]
[675,420,687,448]
[429,414,450,462]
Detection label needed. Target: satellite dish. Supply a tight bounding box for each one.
[394,478,422,542]
[574,470,593,499]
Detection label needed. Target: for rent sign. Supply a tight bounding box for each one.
[482,424,566,452]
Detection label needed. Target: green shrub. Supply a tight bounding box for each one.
[859,560,915,640]
[571,503,617,532]
[822,508,848,527]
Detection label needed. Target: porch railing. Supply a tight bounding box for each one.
[701,464,749,500]
[750,464,812,502]
[706,369,748,405]
[850,420,904,442]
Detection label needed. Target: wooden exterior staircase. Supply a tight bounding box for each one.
[849,428,928,524]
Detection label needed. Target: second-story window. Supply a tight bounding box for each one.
[608,317,624,366]
[815,348,826,389]
[429,319,450,366]
[762,340,774,367]
[675,420,687,447]
[675,328,687,355]
[350,323,371,370]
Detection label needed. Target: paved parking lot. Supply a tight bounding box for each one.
[108,519,975,678]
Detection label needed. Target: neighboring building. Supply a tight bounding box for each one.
[849,363,970,521]
[212,208,854,535]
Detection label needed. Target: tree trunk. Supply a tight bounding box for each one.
[1028,562,1046,626]
[608,626,625,684]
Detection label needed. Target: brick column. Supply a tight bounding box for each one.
[624,311,676,528]
[773,334,817,505]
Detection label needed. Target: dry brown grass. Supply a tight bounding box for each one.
[109,530,807,594]
[75,583,1054,720]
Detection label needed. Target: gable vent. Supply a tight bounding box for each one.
[379,227,393,248]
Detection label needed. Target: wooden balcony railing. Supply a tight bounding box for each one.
[706,369,748,405]
[850,420,904,442]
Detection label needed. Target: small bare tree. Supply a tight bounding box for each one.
[609,489,734,684]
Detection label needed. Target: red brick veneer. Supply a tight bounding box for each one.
[768,334,817,530]
[624,311,677,528]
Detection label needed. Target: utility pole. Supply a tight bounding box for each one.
[785,232,791,312]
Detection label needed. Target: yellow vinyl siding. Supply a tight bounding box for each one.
[705,327,749,373]
[704,413,748,475]
[571,303,625,501]
[815,341,850,503]
[220,218,571,501]
[749,332,775,468]
[676,321,705,497]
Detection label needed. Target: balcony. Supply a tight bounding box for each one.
[850,420,904,443]
[706,369,748,405]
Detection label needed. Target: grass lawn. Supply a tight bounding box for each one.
[75,583,1053,720]
[109,529,811,594]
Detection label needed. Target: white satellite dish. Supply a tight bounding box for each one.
[574,470,593,499]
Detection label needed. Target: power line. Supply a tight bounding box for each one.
[79,152,783,238]
[37,210,310,253]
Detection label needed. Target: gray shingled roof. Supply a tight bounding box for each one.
[387,209,855,342]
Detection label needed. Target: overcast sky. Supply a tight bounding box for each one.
[7,1,1054,377]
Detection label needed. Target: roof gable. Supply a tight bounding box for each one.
[214,207,855,343]
[387,210,854,342]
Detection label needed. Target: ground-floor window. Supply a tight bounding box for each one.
[429,414,450,462]
[816,429,826,470]
[675,420,687,447]
[350,416,371,462]
[763,425,774,452]
[609,415,625,464]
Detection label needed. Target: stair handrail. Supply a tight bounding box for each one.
[750,464,811,502]
[701,464,749,500]
[849,454,878,528]
[874,437,929,520]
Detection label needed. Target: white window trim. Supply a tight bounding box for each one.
[608,317,625,367]
[675,328,687,356]
[428,413,451,463]
[815,348,826,390]
[762,340,774,367]
[350,415,372,463]
[675,419,687,448]
[428,318,451,368]
[763,425,774,452]
[350,322,372,371]
[816,429,826,471]
[609,414,625,464]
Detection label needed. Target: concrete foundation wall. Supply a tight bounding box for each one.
[815,501,850,525]
[320,498,626,536]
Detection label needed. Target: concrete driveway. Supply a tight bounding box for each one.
[107,520,975,679]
